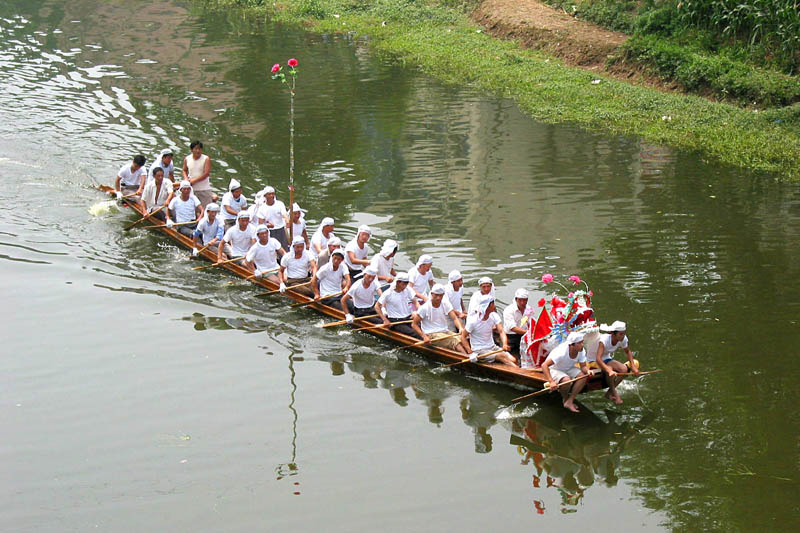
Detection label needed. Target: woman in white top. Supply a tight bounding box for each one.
[245,225,284,283]
[375,272,418,338]
[408,254,434,304]
[344,225,372,278]
[312,249,350,309]
[182,140,213,206]
[221,178,247,229]
[341,265,383,324]
[311,217,335,256]
[279,235,317,297]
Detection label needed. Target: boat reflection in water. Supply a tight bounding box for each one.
[503,404,655,514]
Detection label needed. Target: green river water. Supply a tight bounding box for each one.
[1,1,799,531]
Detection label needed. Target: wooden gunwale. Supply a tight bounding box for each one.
[99,185,609,393]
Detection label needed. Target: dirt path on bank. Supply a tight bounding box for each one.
[472,0,676,90]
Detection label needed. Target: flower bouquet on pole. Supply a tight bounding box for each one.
[270,58,299,240]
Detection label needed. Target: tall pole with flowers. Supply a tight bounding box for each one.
[271,58,299,241]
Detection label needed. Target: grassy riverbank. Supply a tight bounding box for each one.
[198,0,800,179]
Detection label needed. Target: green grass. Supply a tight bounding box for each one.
[197,0,800,179]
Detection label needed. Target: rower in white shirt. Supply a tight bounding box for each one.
[279,235,317,296]
[408,254,434,304]
[502,288,530,354]
[462,294,517,367]
[541,331,590,413]
[147,148,175,184]
[310,217,335,256]
[114,154,147,202]
[245,224,285,283]
[218,210,256,265]
[374,272,419,338]
[220,178,247,229]
[467,276,495,315]
[289,203,310,249]
[140,166,172,220]
[192,203,223,256]
[411,284,469,353]
[341,265,383,325]
[165,180,203,237]
[256,186,289,251]
[344,225,372,279]
[369,239,398,288]
[445,270,467,321]
[312,249,351,308]
[587,320,639,405]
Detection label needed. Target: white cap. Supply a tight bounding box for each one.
[237,210,251,220]
[255,190,265,200]
[229,178,241,191]
[416,254,433,266]
[292,235,305,246]
[514,288,529,299]
[357,224,372,236]
[331,249,345,258]
[328,236,342,247]
[478,276,493,286]
[601,321,627,332]
[395,272,409,283]
[292,203,305,212]
[448,270,462,282]
[206,203,220,212]
[364,265,378,276]
[263,186,275,194]
[160,148,173,157]
[179,180,192,189]
[380,239,398,257]
[430,283,445,295]
[567,331,585,344]
[255,224,269,234]
[321,217,334,227]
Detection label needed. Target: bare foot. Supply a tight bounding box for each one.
[612,394,623,405]
[563,400,580,413]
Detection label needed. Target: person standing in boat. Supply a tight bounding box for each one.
[256,186,290,251]
[165,180,203,237]
[220,178,247,230]
[588,321,639,405]
[503,288,530,355]
[312,249,350,308]
[218,211,256,264]
[245,224,284,283]
[114,154,147,202]
[140,166,172,221]
[541,331,590,413]
[344,225,372,279]
[341,265,383,324]
[316,236,341,268]
[310,217,335,256]
[192,202,223,256]
[289,203,310,249]
[182,140,214,207]
[147,148,175,184]
[412,283,469,354]
[462,294,517,367]
[467,276,495,315]
[445,270,467,323]
[369,239,398,288]
[408,254,434,305]
[279,235,317,296]
[374,272,419,338]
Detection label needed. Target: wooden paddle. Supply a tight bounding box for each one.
[95,184,115,195]
[289,289,346,308]
[123,205,166,231]
[190,241,215,259]
[410,331,461,347]
[119,191,140,200]
[511,373,592,403]
[436,347,506,370]
[321,313,380,328]
[607,369,662,378]
[256,278,312,296]
[351,319,412,333]
[141,219,198,230]
[192,256,244,271]
[244,267,281,282]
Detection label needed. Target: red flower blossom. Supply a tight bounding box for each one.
[287,58,298,67]
[537,298,546,307]
[271,63,281,74]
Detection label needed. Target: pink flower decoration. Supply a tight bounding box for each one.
[287,58,298,67]
[541,273,554,284]
[569,275,581,284]
[568,292,574,298]
[588,290,594,297]
[271,63,281,74]
[537,298,546,307]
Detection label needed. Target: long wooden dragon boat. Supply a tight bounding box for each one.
[96,185,618,395]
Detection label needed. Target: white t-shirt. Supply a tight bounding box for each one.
[245,238,283,271]
[408,266,433,296]
[378,286,415,319]
[346,278,380,309]
[257,200,287,229]
[118,163,146,188]
[465,312,501,351]
[147,158,174,183]
[587,333,629,362]
[291,218,307,240]
[316,262,347,297]
[546,341,587,371]
[280,250,314,278]
[311,230,335,255]
[344,239,371,272]
[223,224,257,257]
[221,191,247,221]
[416,298,454,334]
[503,305,525,334]
[195,216,223,244]
[168,194,201,223]
[445,283,464,313]
[370,253,395,279]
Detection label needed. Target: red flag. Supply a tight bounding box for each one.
[523,308,553,368]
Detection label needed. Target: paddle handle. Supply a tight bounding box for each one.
[123,204,165,231]
[290,289,346,308]
[411,331,460,347]
[245,267,281,281]
[322,313,380,328]
[142,219,198,230]
[192,256,244,271]
[512,373,591,402]
[351,319,412,332]
[440,347,505,369]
